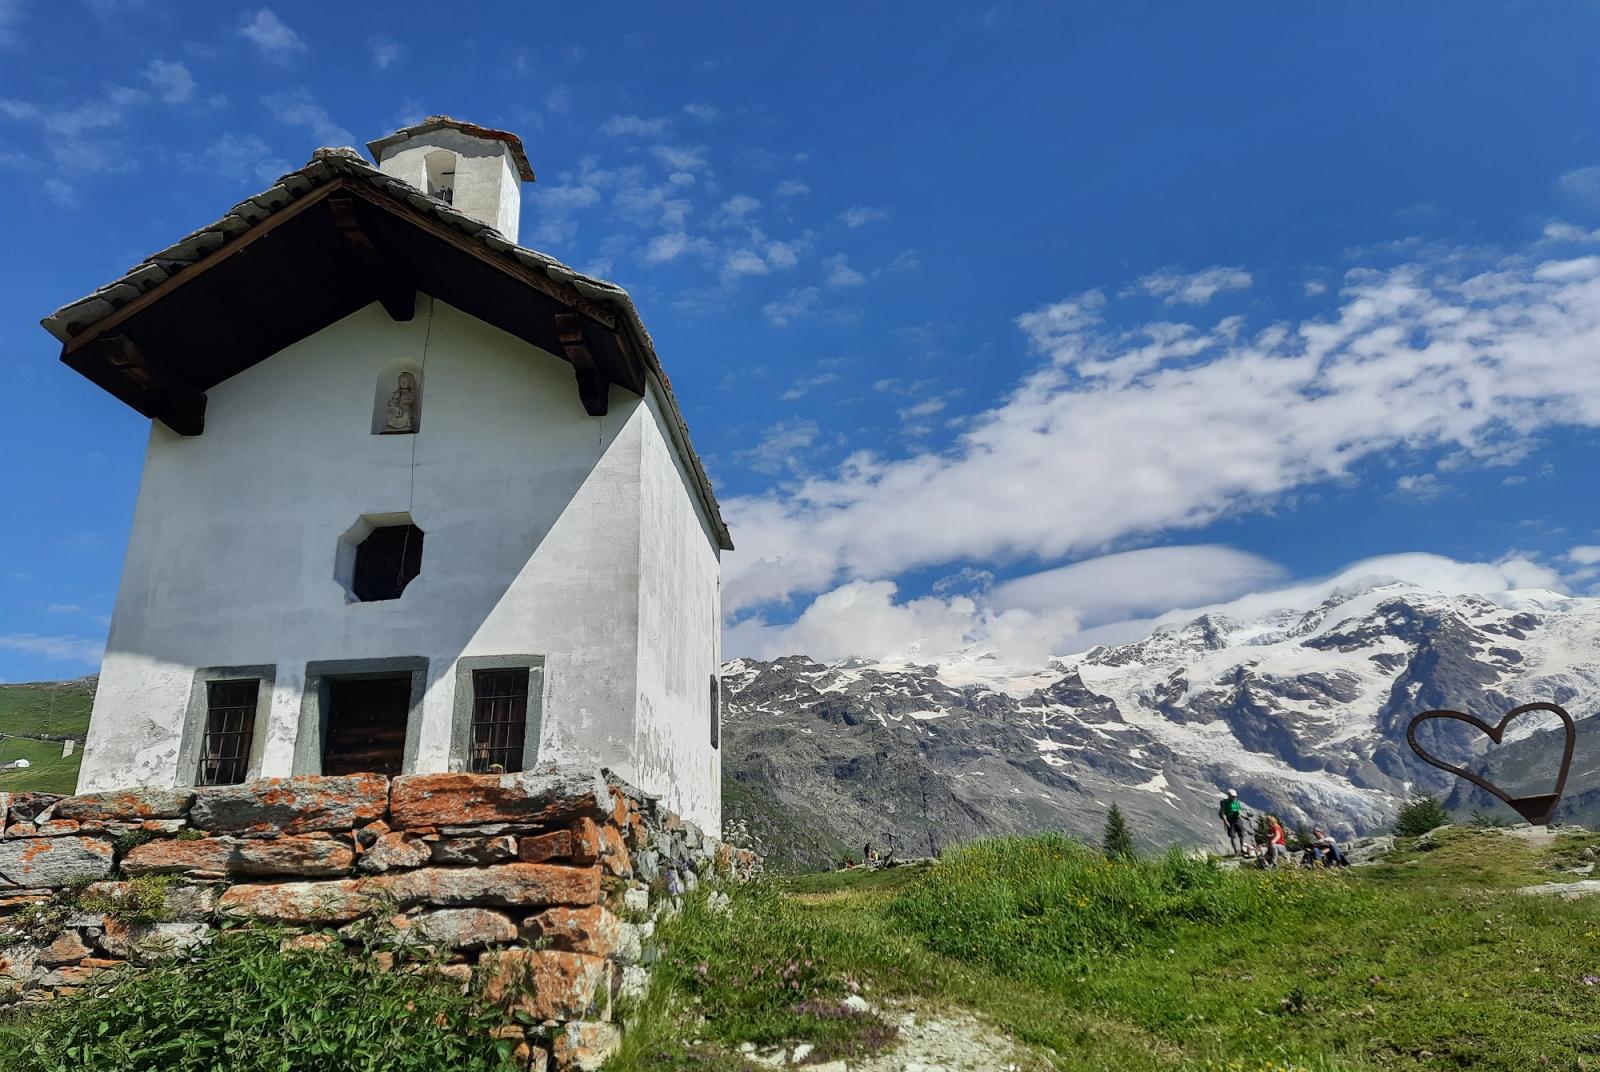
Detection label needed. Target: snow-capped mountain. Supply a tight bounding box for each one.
[720,583,1600,868]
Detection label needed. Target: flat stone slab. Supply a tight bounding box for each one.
[370,863,601,910]
[389,767,608,829]
[0,836,114,888]
[192,775,388,835]
[53,787,194,822]
[122,835,355,878]
[1518,879,1600,899]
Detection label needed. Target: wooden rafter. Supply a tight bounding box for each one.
[328,192,415,322]
[555,313,609,417]
[66,334,206,436]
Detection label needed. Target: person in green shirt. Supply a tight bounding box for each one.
[1218,789,1246,856]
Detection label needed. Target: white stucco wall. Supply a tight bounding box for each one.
[80,297,722,829]
[631,385,724,830]
[374,130,522,241]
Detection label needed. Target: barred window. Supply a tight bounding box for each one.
[469,669,528,773]
[197,679,259,786]
[710,674,721,750]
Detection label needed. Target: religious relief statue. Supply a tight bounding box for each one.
[382,371,418,433]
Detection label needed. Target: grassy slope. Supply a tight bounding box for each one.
[621,827,1600,1072]
[0,678,92,794]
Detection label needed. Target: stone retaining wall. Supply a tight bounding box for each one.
[0,767,758,1070]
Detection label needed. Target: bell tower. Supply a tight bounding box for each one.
[366,115,535,242]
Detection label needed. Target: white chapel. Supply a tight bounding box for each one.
[40,116,732,830]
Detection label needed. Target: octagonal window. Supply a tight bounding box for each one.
[335,514,425,603]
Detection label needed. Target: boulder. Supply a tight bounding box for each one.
[551,1021,623,1072]
[477,949,608,1022]
[191,775,388,836]
[517,830,573,863]
[520,905,623,957]
[0,836,114,887]
[53,787,194,822]
[408,907,518,949]
[389,767,608,829]
[356,832,432,873]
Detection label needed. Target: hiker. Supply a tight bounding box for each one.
[1218,789,1247,856]
[1259,814,1287,867]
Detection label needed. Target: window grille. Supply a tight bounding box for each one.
[197,679,259,786]
[352,524,424,602]
[710,674,721,749]
[469,669,529,773]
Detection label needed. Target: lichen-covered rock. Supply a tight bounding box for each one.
[191,775,387,836]
[389,767,608,829]
[477,949,608,1022]
[370,863,601,910]
[551,1021,623,1071]
[122,836,355,878]
[518,829,573,863]
[99,921,212,963]
[0,836,113,887]
[521,906,623,957]
[4,794,62,825]
[357,832,432,873]
[409,907,517,949]
[53,787,193,822]
[430,835,518,865]
[36,931,89,966]
[218,879,371,924]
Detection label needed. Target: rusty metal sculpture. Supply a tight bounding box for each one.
[1405,702,1575,825]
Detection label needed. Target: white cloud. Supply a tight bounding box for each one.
[764,240,800,270]
[240,9,305,60]
[652,144,706,171]
[824,254,865,288]
[263,89,353,148]
[839,205,886,228]
[721,249,1600,614]
[1136,265,1253,306]
[761,286,820,327]
[42,178,76,208]
[45,603,84,614]
[683,103,719,122]
[0,633,104,665]
[644,232,705,264]
[721,193,760,218]
[723,248,769,278]
[726,548,1567,665]
[896,398,945,421]
[194,132,288,184]
[370,37,403,70]
[0,0,23,47]
[1303,280,1328,296]
[1567,546,1600,566]
[1544,220,1600,243]
[780,373,840,401]
[601,114,672,138]
[776,179,810,197]
[143,59,195,103]
[1559,164,1600,204]
[735,419,820,474]
[545,85,573,114]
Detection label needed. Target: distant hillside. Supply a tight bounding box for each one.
[0,676,92,793]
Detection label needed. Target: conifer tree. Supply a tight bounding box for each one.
[1253,812,1273,846]
[1292,821,1313,850]
[1103,803,1135,860]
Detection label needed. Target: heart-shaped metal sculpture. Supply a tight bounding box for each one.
[1405,702,1576,825]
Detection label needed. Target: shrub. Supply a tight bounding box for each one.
[0,929,520,1072]
[1102,804,1134,860]
[889,835,1364,986]
[1393,796,1452,838]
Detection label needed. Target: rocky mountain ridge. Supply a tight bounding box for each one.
[721,583,1600,869]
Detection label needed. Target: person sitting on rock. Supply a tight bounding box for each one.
[1309,828,1349,867]
[1258,814,1288,868]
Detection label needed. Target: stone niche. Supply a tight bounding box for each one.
[0,767,759,1072]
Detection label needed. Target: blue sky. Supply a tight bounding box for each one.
[5,2,1600,680]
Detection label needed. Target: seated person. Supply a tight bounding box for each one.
[1309,828,1349,867]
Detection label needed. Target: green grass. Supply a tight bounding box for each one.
[0,929,520,1072]
[0,677,91,794]
[620,829,1600,1071]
